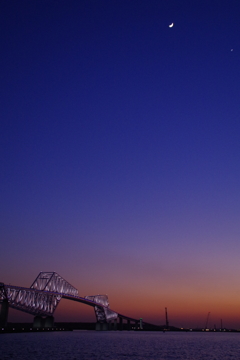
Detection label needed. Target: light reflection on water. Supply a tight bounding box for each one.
[1,331,240,359]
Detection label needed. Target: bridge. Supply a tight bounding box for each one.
[0,272,157,330]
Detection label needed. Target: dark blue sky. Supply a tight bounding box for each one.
[1,1,240,327]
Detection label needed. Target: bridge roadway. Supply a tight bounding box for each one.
[1,284,159,330]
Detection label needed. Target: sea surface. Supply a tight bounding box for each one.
[1,331,240,360]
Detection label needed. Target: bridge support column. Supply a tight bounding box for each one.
[114,318,117,330]
[102,322,108,331]
[119,317,123,331]
[95,322,101,331]
[95,322,108,331]
[44,316,54,328]
[108,321,113,330]
[127,319,131,331]
[33,316,44,328]
[0,299,9,327]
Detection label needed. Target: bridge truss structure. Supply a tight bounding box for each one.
[0,272,119,326]
[0,272,78,317]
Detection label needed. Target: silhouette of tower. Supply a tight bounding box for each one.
[165,307,169,329]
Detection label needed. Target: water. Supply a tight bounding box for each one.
[1,331,240,359]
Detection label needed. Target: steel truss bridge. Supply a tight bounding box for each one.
[0,272,157,330]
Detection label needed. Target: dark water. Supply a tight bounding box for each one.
[1,331,240,359]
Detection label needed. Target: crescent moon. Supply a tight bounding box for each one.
[169,23,174,28]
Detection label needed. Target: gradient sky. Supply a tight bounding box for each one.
[1,0,240,329]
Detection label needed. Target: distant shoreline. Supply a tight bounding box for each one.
[1,322,240,333]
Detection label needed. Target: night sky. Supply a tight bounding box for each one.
[1,0,240,329]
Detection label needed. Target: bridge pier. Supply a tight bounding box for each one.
[0,299,9,327]
[33,316,54,329]
[95,322,109,331]
[108,321,113,330]
[44,316,54,328]
[108,319,117,331]
[102,322,108,331]
[95,322,101,330]
[119,317,123,331]
[33,316,43,328]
